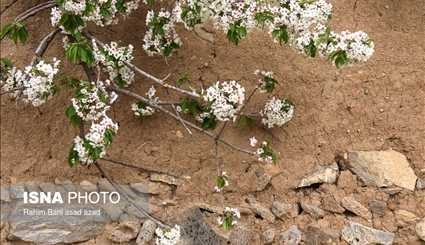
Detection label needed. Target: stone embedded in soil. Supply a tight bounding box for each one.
[136,219,157,245]
[194,24,215,43]
[304,226,339,245]
[150,173,183,186]
[9,185,24,199]
[271,201,299,219]
[341,221,395,245]
[368,200,387,217]
[262,228,276,244]
[300,201,326,219]
[107,221,140,243]
[341,195,372,221]
[229,226,261,245]
[0,187,10,202]
[80,180,97,192]
[416,178,425,190]
[175,208,226,244]
[297,163,339,188]
[130,180,171,195]
[337,170,358,191]
[321,195,345,214]
[98,178,116,192]
[247,197,276,223]
[416,219,425,241]
[394,210,419,225]
[344,150,417,190]
[278,225,301,245]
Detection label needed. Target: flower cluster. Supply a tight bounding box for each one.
[70,116,119,165]
[261,97,294,128]
[217,207,240,230]
[155,225,181,245]
[71,80,118,121]
[92,40,135,87]
[51,0,140,30]
[143,10,181,56]
[214,171,229,192]
[172,0,373,66]
[255,69,277,93]
[256,141,277,164]
[1,58,60,106]
[131,101,155,117]
[203,80,245,121]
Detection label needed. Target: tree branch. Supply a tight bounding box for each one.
[31,28,60,65]
[14,1,56,22]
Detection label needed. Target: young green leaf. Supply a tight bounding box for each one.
[65,105,81,126]
[272,25,289,45]
[227,21,247,45]
[65,41,94,65]
[68,147,80,167]
[1,22,28,44]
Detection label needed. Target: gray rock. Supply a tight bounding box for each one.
[341,221,395,245]
[341,196,372,221]
[136,219,157,245]
[9,204,108,244]
[80,180,98,192]
[247,198,275,223]
[416,219,425,241]
[0,187,10,202]
[344,150,417,190]
[150,174,183,186]
[416,178,425,190]
[321,195,345,214]
[176,208,226,244]
[107,220,140,243]
[9,185,24,199]
[368,200,387,217]
[298,163,339,188]
[300,201,325,219]
[304,226,338,245]
[381,187,403,195]
[271,201,299,219]
[262,228,275,244]
[102,202,125,222]
[279,225,301,245]
[229,226,261,245]
[130,180,171,195]
[24,182,40,193]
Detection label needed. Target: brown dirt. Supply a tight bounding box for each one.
[1,0,425,244]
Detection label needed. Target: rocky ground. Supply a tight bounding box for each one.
[1,0,425,244]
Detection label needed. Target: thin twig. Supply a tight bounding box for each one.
[84,32,200,98]
[15,1,56,22]
[93,161,170,228]
[171,104,192,135]
[110,86,255,156]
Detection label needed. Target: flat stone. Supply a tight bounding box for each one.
[130,180,171,195]
[304,226,338,245]
[368,200,387,217]
[107,221,140,243]
[278,225,301,245]
[297,163,338,188]
[9,203,108,244]
[416,219,425,241]
[300,201,325,219]
[341,196,372,221]
[381,187,403,195]
[0,187,10,202]
[394,210,419,225]
[416,178,425,190]
[337,170,357,190]
[262,228,275,244]
[271,201,299,219]
[321,195,345,214]
[345,150,417,190]
[194,24,214,43]
[341,221,395,245]
[247,198,275,223]
[136,219,157,245]
[80,180,98,192]
[229,226,261,245]
[150,174,183,186]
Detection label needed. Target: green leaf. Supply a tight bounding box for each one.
[201,114,217,130]
[329,50,348,68]
[227,21,247,45]
[180,98,202,116]
[65,105,81,126]
[0,57,13,81]
[1,22,28,44]
[59,13,84,33]
[65,41,94,65]
[254,11,274,27]
[68,147,80,167]
[272,25,289,45]
[104,128,115,146]
[222,215,233,230]
[216,176,226,189]
[305,39,317,57]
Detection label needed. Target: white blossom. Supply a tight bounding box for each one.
[249,136,258,147]
[261,97,294,128]
[155,225,181,245]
